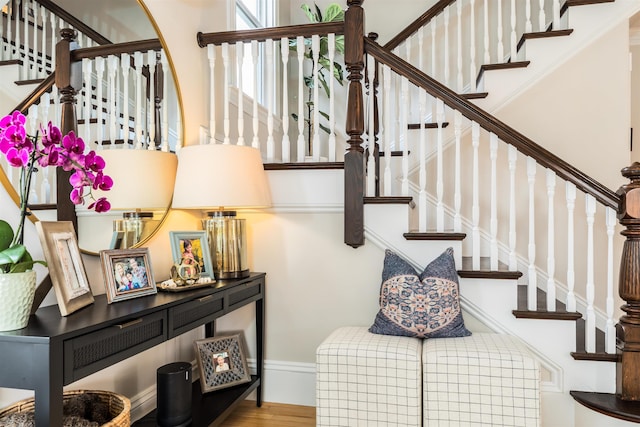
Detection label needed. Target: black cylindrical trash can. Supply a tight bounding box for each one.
[157,362,192,427]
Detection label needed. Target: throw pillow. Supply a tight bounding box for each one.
[369,247,471,339]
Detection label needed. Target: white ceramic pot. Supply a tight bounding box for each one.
[0,271,36,331]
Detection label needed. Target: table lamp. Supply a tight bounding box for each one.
[171,144,271,279]
[97,150,178,248]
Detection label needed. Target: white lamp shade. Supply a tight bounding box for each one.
[172,144,271,210]
[96,150,178,210]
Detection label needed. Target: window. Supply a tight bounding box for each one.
[235,0,274,103]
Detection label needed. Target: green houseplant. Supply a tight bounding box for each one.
[290,3,345,156]
[0,110,112,330]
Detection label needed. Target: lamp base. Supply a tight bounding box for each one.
[218,269,251,280]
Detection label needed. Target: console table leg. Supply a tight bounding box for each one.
[33,342,63,427]
[256,297,264,407]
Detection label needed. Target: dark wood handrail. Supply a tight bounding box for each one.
[197,22,345,47]
[36,0,112,45]
[14,73,55,114]
[71,38,162,60]
[384,0,456,50]
[365,37,620,210]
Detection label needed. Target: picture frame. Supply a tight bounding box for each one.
[169,231,214,279]
[109,230,124,250]
[99,248,157,303]
[35,221,94,316]
[194,333,251,393]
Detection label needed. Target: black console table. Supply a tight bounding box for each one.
[0,273,265,427]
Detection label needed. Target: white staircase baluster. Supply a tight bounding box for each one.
[22,0,29,80]
[470,0,477,91]
[14,0,20,62]
[252,40,260,149]
[456,1,463,92]
[565,182,577,312]
[471,122,480,269]
[311,35,320,161]
[222,43,230,145]
[4,2,10,60]
[236,41,245,147]
[508,145,517,270]
[161,51,169,152]
[49,14,56,72]
[383,65,392,196]
[27,105,38,204]
[454,110,462,233]
[134,51,144,149]
[546,169,556,312]
[605,207,616,353]
[431,13,437,80]
[147,51,156,149]
[82,58,92,146]
[281,37,290,162]
[328,33,336,162]
[401,76,409,196]
[31,4,38,78]
[108,55,118,147]
[497,0,504,61]
[296,36,305,160]
[585,194,596,353]
[510,0,517,60]
[418,90,428,232]
[207,44,216,144]
[443,7,450,87]
[436,99,445,231]
[527,156,537,311]
[366,52,376,197]
[539,0,546,32]
[525,0,533,33]
[553,0,561,30]
[266,38,275,161]
[96,56,105,149]
[489,133,498,270]
[483,0,490,64]
[40,6,47,74]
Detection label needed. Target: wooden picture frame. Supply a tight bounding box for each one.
[35,221,94,316]
[169,231,214,279]
[99,248,157,303]
[194,333,251,393]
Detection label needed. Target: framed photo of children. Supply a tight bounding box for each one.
[99,248,157,303]
[169,231,214,279]
[194,333,251,393]
[36,221,94,316]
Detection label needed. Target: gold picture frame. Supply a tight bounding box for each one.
[100,248,157,303]
[194,333,251,393]
[35,221,94,316]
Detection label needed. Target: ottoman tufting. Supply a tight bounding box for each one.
[422,333,540,427]
[316,327,423,427]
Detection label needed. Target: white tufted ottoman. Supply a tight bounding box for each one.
[422,333,540,427]
[316,327,422,427]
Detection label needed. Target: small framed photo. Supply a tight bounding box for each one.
[99,248,157,303]
[169,231,214,279]
[35,221,94,316]
[109,230,124,250]
[194,333,251,393]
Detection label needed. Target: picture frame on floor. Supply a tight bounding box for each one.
[194,333,251,393]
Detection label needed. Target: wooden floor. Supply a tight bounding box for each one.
[221,401,316,426]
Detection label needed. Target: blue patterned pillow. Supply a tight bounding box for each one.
[369,248,471,339]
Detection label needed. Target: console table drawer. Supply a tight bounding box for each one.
[63,311,166,383]
[228,279,263,310]
[168,292,225,338]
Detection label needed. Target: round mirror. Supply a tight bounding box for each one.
[0,0,182,254]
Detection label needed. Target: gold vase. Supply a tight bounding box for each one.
[0,271,36,331]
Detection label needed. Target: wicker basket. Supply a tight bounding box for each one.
[0,389,130,427]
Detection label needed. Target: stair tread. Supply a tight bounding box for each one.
[379,150,410,157]
[514,284,578,317]
[570,391,640,422]
[458,256,522,279]
[560,0,615,18]
[517,29,574,53]
[476,61,530,88]
[461,92,489,100]
[404,231,466,241]
[572,318,616,361]
[263,162,344,170]
[407,122,450,130]
[364,196,414,205]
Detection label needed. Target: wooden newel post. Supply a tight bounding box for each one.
[344,0,365,248]
[616,162,640,400]
[55,28,80,231]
